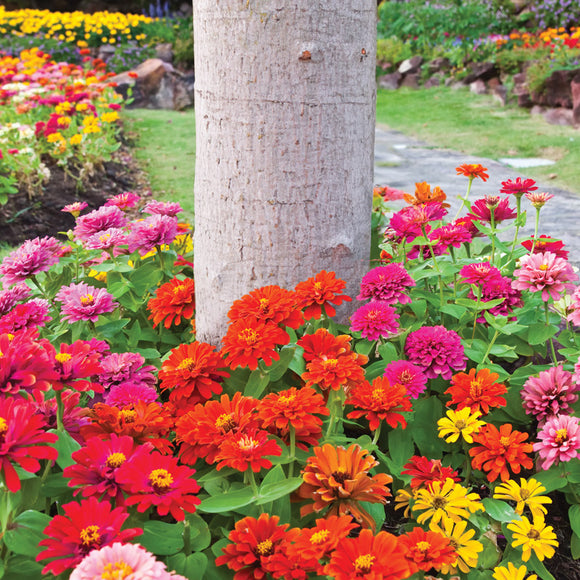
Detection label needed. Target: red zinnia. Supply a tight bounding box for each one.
[455,163,489,181]
[401,455,460,490]
[159,341,229,409]
[0,395,58,492]
[445,368,507,415]
[294,270,352,320]
[53,340,104,392]
[36,497,142,576]
[215,428,282,473]
[399,527,456,573]
[500,177,538,196]
[346,377,412,431]
[469,423,534,482]
[116,450,201,521]
[147,277,195,328]
[221,318,290,370]
[468,197,516,224]
[522,235,569,260]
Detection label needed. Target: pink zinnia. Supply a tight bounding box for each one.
[0,236,63,287]
[522,365,578,424]
[53,340,104,392]
[71,542,187,580]
[104,192,141,210]
[383,359,427,399]
[534,414,580,470]
[0,284,31,316]
[127,214,179,255]
[98,352,157,391]
[143,200,183,216]
[62,201,88,217]
[512,251,578,301]
[459,261,502,286]
[85,227,128,250]
[405,325,466,380]
[526,191,554,208]
[468,197,516,224]
[429,222,472,253]
[569,287,580,327]
[55,282,118,323]
[105,381,159,407]
[500,177,538,196]
[73,206,128,242]
[357,263,416,304]
[469,275,523,323]
[0,298,51,333]
[350,301,400,340]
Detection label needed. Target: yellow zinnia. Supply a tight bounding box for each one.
[493,478,552,519]
[437,407,486,444]
[493,562,537,580]
[507,515,558,562]
[429,517,483,574]
[412,478,484,525]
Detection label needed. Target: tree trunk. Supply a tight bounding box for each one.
[193,0,376,345]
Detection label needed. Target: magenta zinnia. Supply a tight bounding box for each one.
[384,359,428,399]
[55,282,118,323]
[73,205,128,242]
[350,300,400,340]
[357,263,416,304]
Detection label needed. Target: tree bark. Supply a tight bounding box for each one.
[194,0,376,344]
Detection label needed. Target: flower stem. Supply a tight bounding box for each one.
[545,302,558,364]
[325,388,345,440]
[421,224,444,309]
[288,425,296,479]
[462,442,472,486]
[471,286,482,343]
[508,194,523,262]
[480,330,500,366]
[531,207,541,253]
[55,390,65,432]
[489,210,496,264]
[454,176,473,220]
[182,518,191,556]
[246,469,259,498]
[372,422,382,446]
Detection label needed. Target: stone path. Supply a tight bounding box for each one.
[374,126,580,263]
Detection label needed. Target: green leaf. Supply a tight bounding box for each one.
[198,487,255,513]
[440,303,467,319]
[359,501,385,530]
[411,397,445,458]
[377,342,398,363]
[288,346,306,376]
[3,556,43,580]
[267,347,295,382]
[2,510,51,558]
[186,513,212,552]
[482,498,520,523]
[49,429,81,469]
[94,318,129,339]
[364,360,388,381]
[166,553,208,578]
[571,532,580,560]
[527,551,556,580]
[256,477,303,506]
[527,323,558,346]
[140,520,184,556]
[478,535,501,568]
[569,504,580,539]
[129,261,164,294]
[533,466,568,492]
[244,368,270,398]
[106,271,133,296]
[387,427,415,471]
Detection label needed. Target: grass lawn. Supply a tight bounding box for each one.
[122,108,195,222]
[376,86,580,193]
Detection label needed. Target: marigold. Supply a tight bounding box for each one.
[429,518,483,575]
[399,527,456,574]
[456,163,489,181]
[159,341,229,409]
[437,407,486,444]
[445,368,507,415]
[493,478,552,519]
[296,443,392,530]
[294,270,351,320]
[221,318,289,370]
[469,423,533,482]
[346,376,412,431]
[401,456,460,490]
[147,277,195,328]
[215,428,282,473]
[507,515,558,562]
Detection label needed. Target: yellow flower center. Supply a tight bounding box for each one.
[354,554,375,573]
[101,561,134,580]
[0,417,7,435]
[399,370,412,384]
[215,413,236,432]
[259,298,270,312]
[106,452,126,468]
[539,264,549,271]
[238,328,259,345]
[172,284,186,294]
[238,435,259,451]
[79,525,101,546]
[255,539,273,556]
[500,436,512,447]
[149,468,173,492]
[469,379,483,398]
[277,393,296,405]
[310,529,330,545]
[519,488,531,500]
[119,409,136,423]
[80,293,95,306]
[416,541,431,552]
[555,428,568,444]
[55,352,72,363]
[372,388,385,401]
[177,357,196,371]
[527,528,540,540]
[322,358,338,370]
[455,419,467,430]
[314,282,323,292]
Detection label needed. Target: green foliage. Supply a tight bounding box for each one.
[376,37,414,69]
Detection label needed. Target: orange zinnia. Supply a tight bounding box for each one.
[158,341,229,410]
[297,328,355,362]
[227,284,304,329]
[445,368,507,415]
[403,181,449,208]
[215,428,282,473]
[399,527,457,574]
[346,376,412,431]
[455,163,489,181]
[147,277,195,328]
[296,443,392,530]
[301,351,367,392]
[221,318,290,370]
[175,392,260,465]
[294,270,352,320]
[469,423,533,482]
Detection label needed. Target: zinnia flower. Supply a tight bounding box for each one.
[405,326,466,380]
[429,518,483,575]
[296,443,392,530]
[493,477,552,519]
[98,351,156,391]
[215,428,282,473]
[534,414,580,470]
[471,274,523,323]
[522,235,568,259]
[459,261,502,286]
[383,360,427,399]
[70,542,187,580]
[0,298,51,333]
[55,282,117,323]
[62,201,88,217]
[73,206,127,242]
[0,284,31,316]
[399,527,456,574]
[105,382,159,407]
[401,456,460,490]
[521,365,578,423]
[147,277,195,328]
[404,181,449,207]
[456,163,489,181]
[143,200,183,216]
[127,214,179,255]
[346,376,412,431]
[104,192,141,210]
[84,227,128,250]
[349,301,400,340]
[512,251,578,301]
[507,515,558,562]
[437,407,486,444]
[36,497,142,576]
[468,197,516,224]
[493,562,538,580]
[525,191,554,208]
[52,340,104,392]
[294,270,351,319]
[159,341,229,408]
[446,368,507,415]
[429,222,472,254]
[357,263,416,304]
[469,423,533,482]
[500,177,538,196]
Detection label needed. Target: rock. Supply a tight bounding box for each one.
[517,92,533,108]
[531,105,545,116]
[398,55,423,75]
[400,73,420,89]
[97,44,116,62]
[486,77,502,90]
[155,43,174,64]
[107,59,194,110]
[492,84,508,106]
[531,68,580,109]
[378,72,402,90]
[470,79,487,95]
[543,107,575,126]
[463,62,499,84]
[572,76,580,124]
[424,76,440,89]
[427,57,450,75]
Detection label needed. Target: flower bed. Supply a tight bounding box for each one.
[0,165,579,579]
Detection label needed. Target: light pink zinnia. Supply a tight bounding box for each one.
[534,414,580,470]
[127,214,179,255]
[349,301,400,340]
[98,352,157,391]
[73,206,128,242]
[85,227,128,250]
[384,359,428,399]
[55,282,117,323]
[512,251,578,301]
[143,200,183,216]
[0,284,31,316]
[357,263,416,304]
[0,236,63,287]
[522,365,579,424]
[62,201,88,217]
[567,286,580,327]
[70,542,187,580]
[459,261,502,286]
[405,325,466,380]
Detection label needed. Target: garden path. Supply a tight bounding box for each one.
[374,126,580,265]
